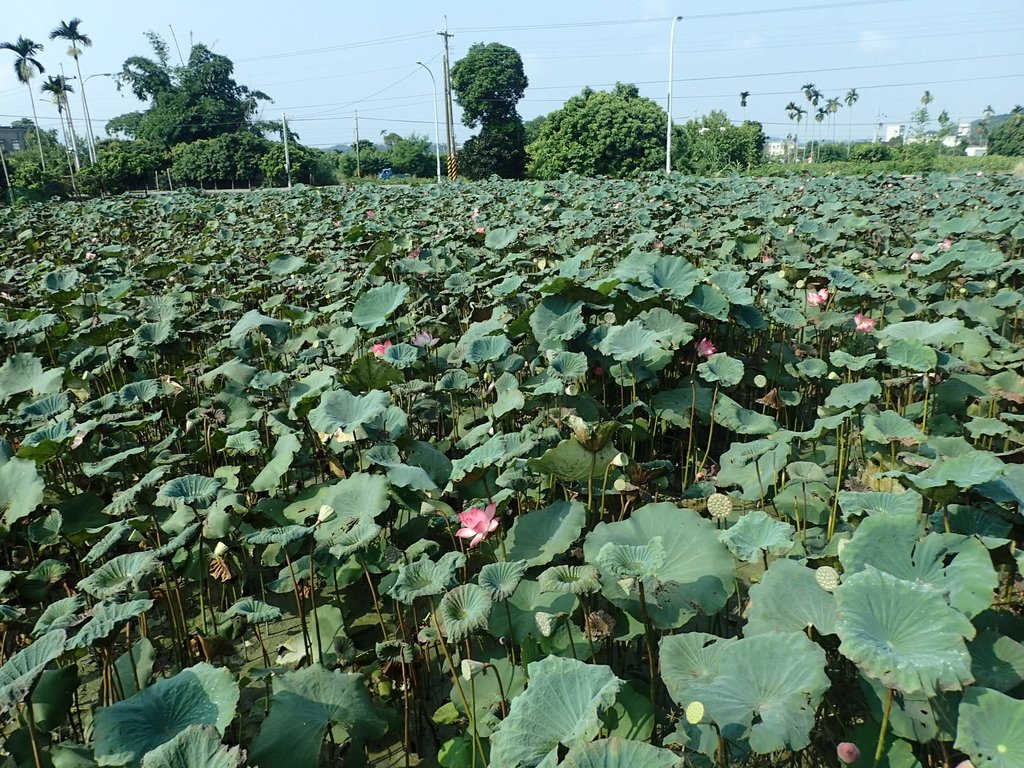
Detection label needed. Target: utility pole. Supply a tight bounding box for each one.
[438,23,457,179]
[354,110,361,178]
[282,113,292,189]
[61,64,81,172]
[0,143,12,204]
[666,15,682,174]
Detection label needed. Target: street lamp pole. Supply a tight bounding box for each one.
[417,61,443,183]
[81,72,114,163]
[666,15,683,174]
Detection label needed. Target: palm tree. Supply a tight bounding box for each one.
[844,88,859,155]
[814,108,828,160]
[739,91,750,120]
[826,97,841,143]
[0,36,47,168]
[786,101,806,162]
[40,75,79,174]
[50,19,95,163]
[980,105,996,147]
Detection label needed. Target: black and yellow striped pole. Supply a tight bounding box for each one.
[446,152,457,180]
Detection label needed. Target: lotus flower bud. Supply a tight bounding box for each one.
[317,505,336,525]
[685,701,705,724]
[836,742,861,765]
[828,371,840,381]
[213,541,229,558]
[707,493,733,520]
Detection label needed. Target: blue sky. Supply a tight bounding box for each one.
[1,0,1021,148]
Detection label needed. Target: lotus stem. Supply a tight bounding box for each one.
[361,553,389,641]
[283,549,312,662]
[22,698,45,768]
[873,687,895,768]
[636,580,659,709]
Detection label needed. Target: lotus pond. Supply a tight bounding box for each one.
[1,173,1024,768]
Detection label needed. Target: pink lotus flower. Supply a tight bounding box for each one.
[411,330,440,348]
[474,226,486,234]
[366,210,377,218]
[836,742,861,765]
[456,501,499,547]
[407,248,421,260]
[939,238,953,251]
[371,340,393,358]
[613,201,622,209]
[696,337,717,357]
[84,251,97,261]
[593,365,605,377]
[976,171,984,177]
[806,288,829,307]
[761,254,774,263]
[653,240,664,250]
[910,251,923,261]
[853,313,876,332]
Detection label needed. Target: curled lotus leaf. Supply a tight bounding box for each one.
[478,560,528,601]
[583,504,735,630]
[0,630,66,717]
[834,567,975,696]
[78,551,160,599]
[595,539,667,582]
[140,724,246,768]
[718,510,795,564]
[155,474,224,513]
[32,596,85,638]
[244,525,313,547]
[69,599,154,650]
[389,552,465,605]
[326,519,383,558]
[224,597,282,625]
[539,564,602,595]
[561,738,684,768]
[438,584,493,643]
[489,656,623,768]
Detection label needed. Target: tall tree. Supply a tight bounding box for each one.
[844,88,859,154]
[40,75,80,171]
[527,83,665,178]
[826,97,841,142]
[786,101,806,162]
[108,32,271,148]
[49,18,95,162]
[0,37,47,168]
[739,91,750,119]
[450,42,529,178]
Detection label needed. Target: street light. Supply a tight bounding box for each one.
[665,15,683,174]
[416,61,443,183]
[81,72,114,163]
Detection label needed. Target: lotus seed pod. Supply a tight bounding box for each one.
[460,658,488,681]
[815,566,840,592]
[565,384,579,396]
[707,493,734,520]
[213,541,229,558]
[795,279,806,289]
[685,701,705,724]
[611,452,630,468]
[836,742,861,765]
[317,504,336,525]
[754,374,768,388]
[827,371,840,381]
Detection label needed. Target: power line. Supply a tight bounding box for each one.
[234,30,436,64]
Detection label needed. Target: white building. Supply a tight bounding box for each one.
[884,124,904,142]
[767,140,795,158]
[965,146,988,157]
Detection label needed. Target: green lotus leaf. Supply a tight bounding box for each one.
[32,596,85,638]
[83,447,147,478]
[716,439,791,501]
[43,268,81,292]
[885,339,938,372]
[712,394,779,435]
[327,519,382,558]
[880,317,990,362]
[527,440,619,482]
[225,597,282,625]
[838,490,922,519]
[450,657,527,737]
[539,564,601,595]
[140,724,246,768]
[276,604,351,668]
[597,320,661,363]
[19,392,71,422]
[955,687,1024,768]
[830,349,877,371]
[485,227,519,250]
[83,522,134,564]
[530,296,586,348]
[697,353,745,387]
[478,559,528,601]
[249,665,386,768]
[858,674,959,744]
[78,552,160,599]
[504,500,586,567]
[595,539,667,581]
[224,430,263,455]
[94,663,239,768]
[968,630,1024,692]
[660,631,829,753]
[251,432,302,493]
[69,599,154,650]
[638,308,696,347]
[719,510,795,563]
[352,282,409,330]
[908,450,1005,491]
[651,381,714,427]
[0,353,63,404]
[547,350,589,380]
[583,504,735,630]
[0,630,66,717]
[839,514,997,617]
[464,334,511,364]
[823,378,881,411]
[309,472,391,535]
[744,559,837,636]
[379,342,418,369]
[155,474,224,513]
[687,284,731,319]
[134,321,175,347]
[489,656,622,768]
[389,552,465,604]
[834,568,974,696]
[0,604,23,622]
[561,738,683,768]
[115,638,156,699]
[438,584,492,643]
[0,455,45,529]
[28,508,62,547]
[639,255,702,299]
[932,504,1013,541]
[151,522,202,559]
[228,309,290,346]
[487,579,578,645]
[862,411,926,445]
[307,388,389,437]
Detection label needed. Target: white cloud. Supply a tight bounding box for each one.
[858,29,896,54]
